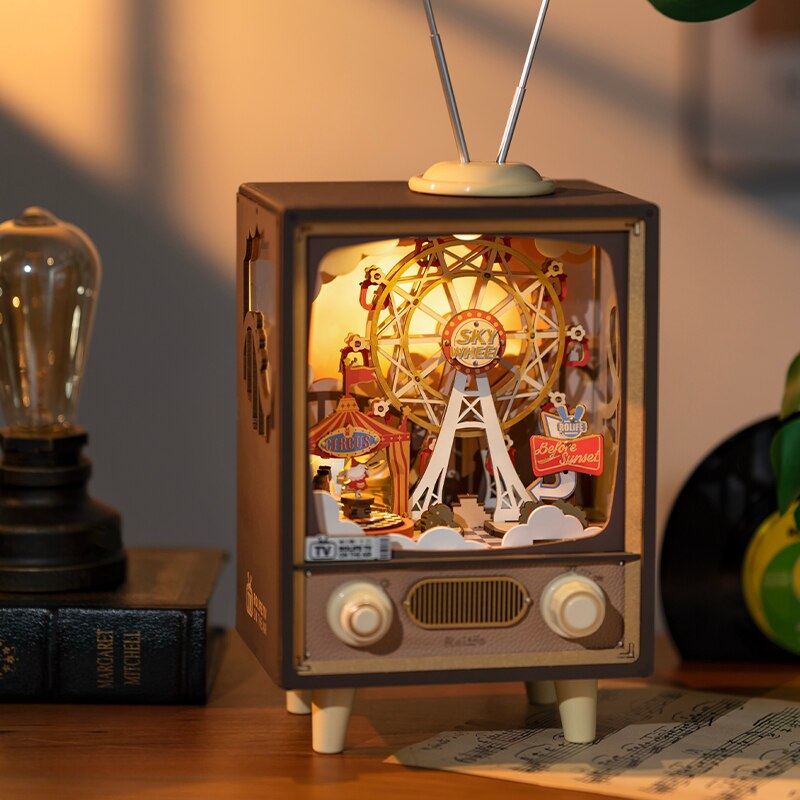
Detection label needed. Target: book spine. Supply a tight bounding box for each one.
[0,606,208,703]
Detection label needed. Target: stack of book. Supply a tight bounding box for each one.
[0,548,226,703]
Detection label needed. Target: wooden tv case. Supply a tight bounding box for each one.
[236,181,659,753]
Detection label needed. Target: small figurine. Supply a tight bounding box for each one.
[312,466,332,492]
[342,464,369,497]
[340,464,375,520]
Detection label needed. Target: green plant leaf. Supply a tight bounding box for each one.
[772,353,800,515]
[779,352,800,420]
[647,0,757,21]
[772,421,800,515]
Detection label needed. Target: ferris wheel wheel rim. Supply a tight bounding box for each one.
[366,237,566,433]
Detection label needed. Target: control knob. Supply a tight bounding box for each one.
[541,573,606,638]
[327,580,394,647]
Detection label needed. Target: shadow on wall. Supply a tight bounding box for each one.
[0,102,238,624]
[438,0,800,223]
[441,0,673,129]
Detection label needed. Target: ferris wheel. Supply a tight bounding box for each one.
[364,237,585,522]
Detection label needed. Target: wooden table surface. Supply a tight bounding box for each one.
[0,632,796,800]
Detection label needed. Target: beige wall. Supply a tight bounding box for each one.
[0,0,797,627]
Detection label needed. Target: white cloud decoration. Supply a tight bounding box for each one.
[501,505,602,548]
[387,526,488,551]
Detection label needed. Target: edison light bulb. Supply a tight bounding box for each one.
[0,207,99,432]
[0,207,124,592]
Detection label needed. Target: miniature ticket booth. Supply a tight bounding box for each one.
[236,180,659,753]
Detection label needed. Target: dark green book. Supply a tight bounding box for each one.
[0,548,226,703]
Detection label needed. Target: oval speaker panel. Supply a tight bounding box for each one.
[404,576,530,630]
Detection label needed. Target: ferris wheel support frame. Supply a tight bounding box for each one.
[410,372,531,522]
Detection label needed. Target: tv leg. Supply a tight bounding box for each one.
[311,688,356,754]
[286,689,312,715]
[525,680,556,705]
[554,679,597,743]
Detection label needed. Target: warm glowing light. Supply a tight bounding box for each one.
[69,307,82,358]
[0,1,128,187]
[12,297,20,309]
[453,233,481,241]
[309,263,367,382]
[310,241,412,382]
[23,264,31,273]
[317,239,403,281]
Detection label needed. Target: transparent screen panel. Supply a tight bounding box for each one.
[307,236,620,554]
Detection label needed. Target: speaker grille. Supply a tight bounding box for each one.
[404,576,530,630]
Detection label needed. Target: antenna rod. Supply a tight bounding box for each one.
[496,0,550,164]
[422,0,470,164]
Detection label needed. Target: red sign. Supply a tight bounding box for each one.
[530,434,604,476]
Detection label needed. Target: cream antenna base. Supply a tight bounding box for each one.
[408,160,555,197]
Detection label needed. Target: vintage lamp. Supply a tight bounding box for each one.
[237,0,659,755]
[0,208,125,592]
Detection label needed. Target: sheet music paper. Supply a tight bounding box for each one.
[388,684,800,799]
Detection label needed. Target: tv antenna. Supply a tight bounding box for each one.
[409,0,555,197]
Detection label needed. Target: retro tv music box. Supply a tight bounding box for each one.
[236,181,659,752]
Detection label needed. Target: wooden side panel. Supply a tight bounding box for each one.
[235,192,284,684]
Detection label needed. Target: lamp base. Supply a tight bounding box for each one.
[0,430,126,592]
[408,161,556,197]
[0,549,126,593]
